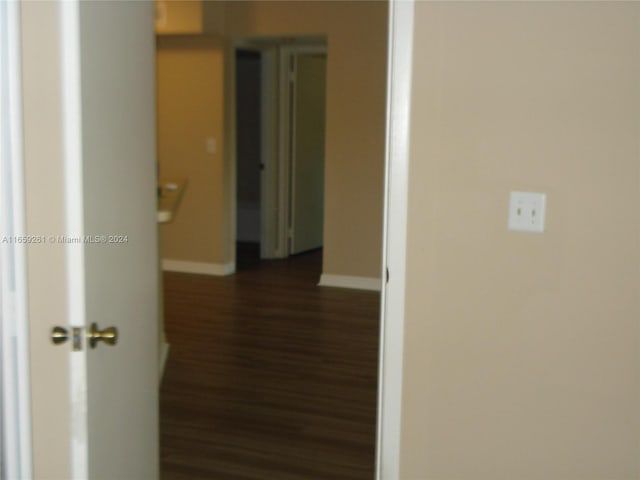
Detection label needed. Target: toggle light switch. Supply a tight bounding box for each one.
[508,191,546,233]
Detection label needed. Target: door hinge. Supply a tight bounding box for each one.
[386,267,390,284]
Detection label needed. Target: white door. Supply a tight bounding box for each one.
[19,1,159,478]
[289,51,327,255]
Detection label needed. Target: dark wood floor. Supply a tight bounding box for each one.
[160,245,380,480]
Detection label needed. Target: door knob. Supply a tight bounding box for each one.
[51,326,68,344]
[88,322,118,349]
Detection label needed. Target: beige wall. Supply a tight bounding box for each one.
[156,36,226,265]
[157,2,387,277]
[400,2,640,478]
[155,0,203,35]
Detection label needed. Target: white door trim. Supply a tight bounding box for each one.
[276,45,291,257]
[376,1,414,479]
[59,1,89,477]
[0,1,33,477]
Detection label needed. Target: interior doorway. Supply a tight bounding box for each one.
[235,49,263,269]
[233,39,327,268]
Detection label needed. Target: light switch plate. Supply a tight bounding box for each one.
[508,191,546,233]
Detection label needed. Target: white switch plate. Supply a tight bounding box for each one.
[508,191,546,233]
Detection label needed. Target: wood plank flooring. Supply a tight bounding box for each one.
[160,246,380,479]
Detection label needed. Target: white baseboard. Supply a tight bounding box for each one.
[159,342,170,382]
[318,274,381,292]
[162,259,235,276]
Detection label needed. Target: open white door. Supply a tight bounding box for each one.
[19,1,159,478]
[289,51,327,255]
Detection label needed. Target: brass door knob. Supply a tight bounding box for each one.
[51,326,68,344]
[88,322,118,349]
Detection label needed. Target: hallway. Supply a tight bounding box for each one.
[160,248,380,479]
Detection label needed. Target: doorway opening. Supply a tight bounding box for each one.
[233,39,327,271]
[235,49,262,270]
[159,31,385,480]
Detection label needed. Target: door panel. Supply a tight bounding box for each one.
[290,54,327,255]
[21,1,159,478]
[79,2,159,478]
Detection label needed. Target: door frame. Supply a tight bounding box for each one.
[0,1,33,477]
[3,1,415,478]
[375,1,414,479]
